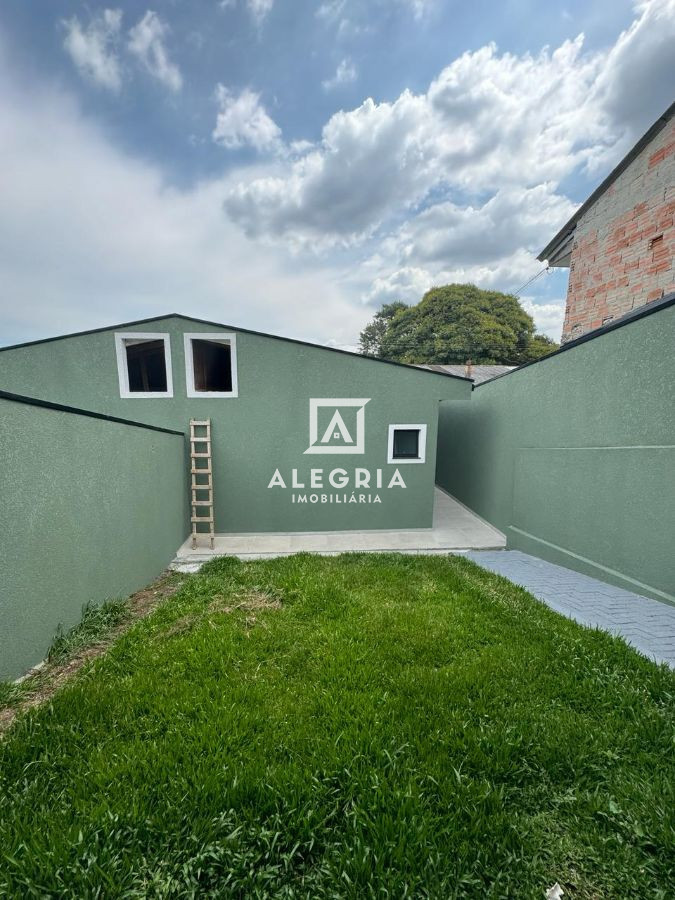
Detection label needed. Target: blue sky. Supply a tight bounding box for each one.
[1,0,673,348]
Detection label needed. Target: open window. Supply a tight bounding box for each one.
[114,333,173,398]
[387,424,427,464]
[184,333,238,398]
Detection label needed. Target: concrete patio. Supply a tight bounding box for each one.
[172,486,506,569]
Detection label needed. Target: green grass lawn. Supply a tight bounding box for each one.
[1,554,673,898]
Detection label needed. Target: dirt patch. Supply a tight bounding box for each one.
[160,588,283,639]
[0,573,183,737]
[211,588,283,631]
[211,587,283,614]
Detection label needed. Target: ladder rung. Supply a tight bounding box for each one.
[189,419,214,533]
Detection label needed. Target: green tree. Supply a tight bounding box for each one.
[358,301,408,357]
[360,284,557,364]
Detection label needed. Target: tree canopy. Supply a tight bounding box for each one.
[358,284,558,364]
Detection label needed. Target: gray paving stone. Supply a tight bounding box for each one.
[466,550,675,668]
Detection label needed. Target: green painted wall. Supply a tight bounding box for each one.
[436,304,675,603]
[0,398,186,680]
[0,318,470,533]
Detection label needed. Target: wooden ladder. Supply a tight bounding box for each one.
[190,419,215,550]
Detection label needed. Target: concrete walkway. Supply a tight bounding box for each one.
[468,550,675,668]
[173,487,505,568]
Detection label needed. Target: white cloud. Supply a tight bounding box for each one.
[225,91,431,239]
[586,0,675,166]
[62,8,123,91]
[247,0,275,24]
[519,297,566,341]
[218,0,275,24]
[317,0,430,35]
[322,58,358,90]
[226,1,675,246]
[212,85,282,152]
[316,0,346,22]
[363,251,546,308]
[128,11,182,91]
[6,0,675,350]
[363,267,435,306]
[0,47,364,348]
[392,185,576,267]
[220,0,675,341]
[401,0,435,19]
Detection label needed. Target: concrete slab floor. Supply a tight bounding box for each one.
[468,550,675,669]
[172,487,506,568]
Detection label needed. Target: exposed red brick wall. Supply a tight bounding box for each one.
[562,120,674,342]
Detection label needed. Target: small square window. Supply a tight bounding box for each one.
[393,429,420,458]
[387,424,427,464]
[184,333,238,398]
[114,333,173,398]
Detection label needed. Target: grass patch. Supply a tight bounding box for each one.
[0,553,673,897]
[47,597,130,664]
[0,572,183,735]
[0,681,24,711]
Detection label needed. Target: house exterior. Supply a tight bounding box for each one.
[539,102,674,343]
[2,299,673,681]
[0,314,470,535]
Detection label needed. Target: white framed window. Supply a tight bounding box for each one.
[184,333,238,398]
[114,332,173,398]
[387,424,427,464]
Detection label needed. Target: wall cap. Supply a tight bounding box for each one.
[474,291,675,389]
[0,390,185,435]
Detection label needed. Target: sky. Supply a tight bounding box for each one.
[0,0,673,350]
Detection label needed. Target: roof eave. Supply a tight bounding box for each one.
[537,101,675,263]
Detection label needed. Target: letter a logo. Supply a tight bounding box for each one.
[320,410,353,445]
[305,399,370,455]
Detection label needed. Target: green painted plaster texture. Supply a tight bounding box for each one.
[0,399,186,679]
[436,304,675,603]
[0,317,470,533]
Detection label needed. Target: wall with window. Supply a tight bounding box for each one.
[0,393,186,680]
[436,297,675,603]
[0,317,470,533]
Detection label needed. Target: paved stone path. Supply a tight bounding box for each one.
[467,550,675,668]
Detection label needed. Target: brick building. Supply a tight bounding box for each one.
[539,103,674,343]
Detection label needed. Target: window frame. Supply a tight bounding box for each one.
[114,332,174,399]
[183,332,238,398]
[387,424,427,464]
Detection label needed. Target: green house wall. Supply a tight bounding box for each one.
[436,302,675,604]
[0,317,470,534]
[0,397,186,680]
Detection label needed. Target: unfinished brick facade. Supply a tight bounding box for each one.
[561,119,674,342]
